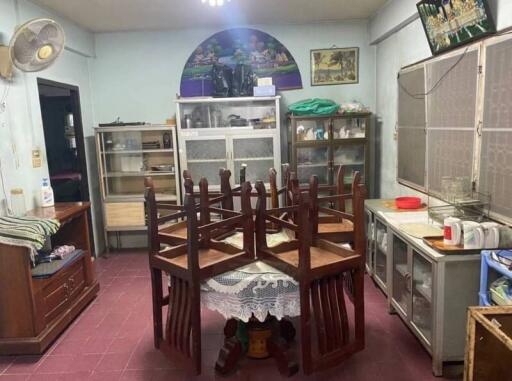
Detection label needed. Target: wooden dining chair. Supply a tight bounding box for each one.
[254,177,367,375]
[152,170,194,245]
[145,177,254,374]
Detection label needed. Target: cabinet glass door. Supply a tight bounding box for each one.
[366,211,375,275]
[412,251,433,344]
[294,119,330,142]
[392,235,410,315]
[180,99,277,129]
[332,117,367,139]
[374,219,387,287]
[296,146,329,184]
[185,138,227,186]
[332,144,366,183]
[232,137,275,184]
[99,129,177,201]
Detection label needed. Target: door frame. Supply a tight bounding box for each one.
[37,78,90,202]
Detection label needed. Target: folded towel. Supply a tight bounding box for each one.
[0,216,60,262]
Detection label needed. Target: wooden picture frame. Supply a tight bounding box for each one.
[416,0,496,55]
[310,47,359,86]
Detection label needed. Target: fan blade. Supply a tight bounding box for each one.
[36,23,59,44]
[12,29,38,65]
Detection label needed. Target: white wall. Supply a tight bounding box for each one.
[0,0,103,254]
[370,0,512,199]
[91,21,376,124]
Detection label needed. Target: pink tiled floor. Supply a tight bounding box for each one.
[0,252,461,380]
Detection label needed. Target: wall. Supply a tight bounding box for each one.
[0,0,103,254]
[91,20,376,124]
[370,0,512,199]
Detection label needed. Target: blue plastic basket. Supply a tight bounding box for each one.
[479,250,512,306]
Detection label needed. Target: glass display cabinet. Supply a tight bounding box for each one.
[95,125,180,250]
[176,96,281,191]
[289,113,371,193]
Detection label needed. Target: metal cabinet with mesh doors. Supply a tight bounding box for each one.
[176,96,282,195]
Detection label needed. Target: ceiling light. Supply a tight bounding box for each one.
[201,0,230,6]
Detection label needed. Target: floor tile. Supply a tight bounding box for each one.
[3,357,43,375]
[6,252,461,380]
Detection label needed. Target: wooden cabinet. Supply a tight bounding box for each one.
[288,113,372,195]
[464,306,512,380]
[365,199,481,376]
[0,203,99,355]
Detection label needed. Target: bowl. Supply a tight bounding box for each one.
[395,196,422,210]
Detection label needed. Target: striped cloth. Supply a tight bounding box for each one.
[0,216,60,262]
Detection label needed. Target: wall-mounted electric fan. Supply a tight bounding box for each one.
[0,18,65,79]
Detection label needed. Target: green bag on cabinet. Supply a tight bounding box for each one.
[288,98,340,116]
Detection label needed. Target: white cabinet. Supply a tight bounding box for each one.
[365,199,481,376]
[176,96,282,193]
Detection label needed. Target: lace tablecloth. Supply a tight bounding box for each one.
[201,261,300,323]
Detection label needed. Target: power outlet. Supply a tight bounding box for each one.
[32,149,42,168]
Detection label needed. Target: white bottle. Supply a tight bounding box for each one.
[41,178,55,207]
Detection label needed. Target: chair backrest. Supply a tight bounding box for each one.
[308,173,367,254]
[269,166,290,209]
[145,176,194,255]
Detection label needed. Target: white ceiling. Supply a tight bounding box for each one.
[30,0,387,32]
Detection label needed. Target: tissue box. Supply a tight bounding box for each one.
[253,85,276,97]
[257,77,273,86]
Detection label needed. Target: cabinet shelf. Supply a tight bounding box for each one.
[105,193,177,202]
[234,157,274,161]
[186,159,227,164]
[395,263,408,277]
[102,149,174,154]
[415,283,432,303]
[103,171,175,178]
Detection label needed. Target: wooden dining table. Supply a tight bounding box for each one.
[201,260,300,376]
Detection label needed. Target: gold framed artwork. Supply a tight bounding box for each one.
[310,47,359,86]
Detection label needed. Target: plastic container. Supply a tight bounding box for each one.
[395,196,422,209]
[41,178,55,207]
[10,188,26,216]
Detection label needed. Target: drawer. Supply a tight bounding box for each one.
[42,257,86,324]
[105,202,145,227]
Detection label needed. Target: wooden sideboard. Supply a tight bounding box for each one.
[0,202,99,355]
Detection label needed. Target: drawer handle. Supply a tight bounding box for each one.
[69,277,75,291]
[63,283,70,298]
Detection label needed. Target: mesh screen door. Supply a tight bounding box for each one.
[479,36,512,220]
[426,49,479,196]
[397,65,426,189]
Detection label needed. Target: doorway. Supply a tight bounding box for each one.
[37,78,89,203]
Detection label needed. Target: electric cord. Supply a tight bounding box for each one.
[0,79,12,113]
[0,158,12,215]
[397,46,470,100]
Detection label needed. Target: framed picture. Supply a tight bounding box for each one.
[310,47,359,86]
[417,0,495,55]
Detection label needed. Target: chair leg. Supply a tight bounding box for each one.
[191,282,202,375]
[300,282,313,375]
[353,266,365,348]
[151,267,164,348]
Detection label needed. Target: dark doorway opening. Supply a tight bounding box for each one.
[37,78,89,203]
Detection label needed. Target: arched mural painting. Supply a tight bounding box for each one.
[180,28,303,97]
